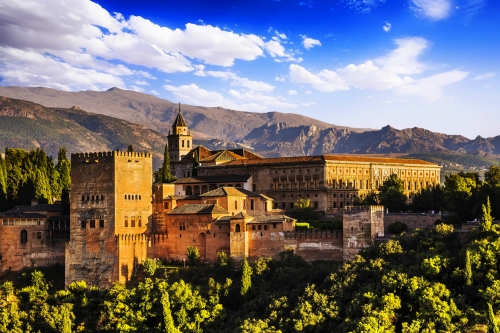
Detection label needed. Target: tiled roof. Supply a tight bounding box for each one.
[200,151,224,162]
[0,213,46,219]
[173,175,251,184]
[250,215,296,223]
[200,187,261,197]
[323,155,437,165]
[204,155,437,167]
[2,204,64,215]
[172,111,187,128]
[232,212,251,219]
[242,150,263,159]
[168,204,229,215]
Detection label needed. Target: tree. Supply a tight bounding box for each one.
[187,245,200,266]
[354,190,379,206]
[378,174,407,212]
[464,250,472,286]
[480,197,494,233]
[387,221,408,234]
[488,303,500,333]
[142,258,159,276]
[291,198,320,221]
[0,153,7,211]
[241,256,252,296]
[192,150,199,177]
[161,143,172,183]
[127,145,134,153]
[56,147,71,195]
[161,291,177,333]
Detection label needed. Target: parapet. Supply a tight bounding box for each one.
[343,205,384,214]
[71,151,152,164]
[284,229,340,239]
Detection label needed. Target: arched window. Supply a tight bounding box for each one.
[252,225,256,230]
[101,195,104,200]
[135,195,138,200]
[235,224,241,232]
[187,141,190,148]
[264,225,268,230]
[186,186,193,195]
[138,220,142,227]
[128,195,131,200]
[194,185,200,195]
[201,185,208,194]
[20,230,28,243]
[182,140,185,147]
[87,195,90,201]
[92,195,95,201]
[139,195,141,200]
[82,195,85,201]
[125,220,128,227]
[258,225,262,230]
[124,194,127,200]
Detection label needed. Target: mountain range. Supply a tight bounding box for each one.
[1,86,499,169]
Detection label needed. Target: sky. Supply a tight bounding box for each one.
[0,0,499,139]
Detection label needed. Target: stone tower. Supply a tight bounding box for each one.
[168,104,193,162]
[65,151,152,288]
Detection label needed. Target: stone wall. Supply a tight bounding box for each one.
[284,230,343,261]
[342,206,384,262]
[384,213,442,232]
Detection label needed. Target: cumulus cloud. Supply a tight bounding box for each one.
[288,37,468,101]
[0,0,297,91]
[473,72,496,80]
[164,84,240,109]
[275,76,286,82]
[301,35,322,50]
[383,22,392,32]
[134,80,149,85]
[410,0,452,20]
[203,71,275,92]
[287,90,298,95]
[305,91,312,95]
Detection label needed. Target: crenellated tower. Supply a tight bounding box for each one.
[168,103,193,162]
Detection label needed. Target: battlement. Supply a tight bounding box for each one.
[284,229,341,239]
[343,205,384,214]
[71,151,153,164]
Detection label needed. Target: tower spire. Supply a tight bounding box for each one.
[178,102,181,113]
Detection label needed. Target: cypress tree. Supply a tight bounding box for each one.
[240,256,252,296]
[0,153,7,211]
[480,197,494,233]
[127,145,134,153]
[192,150,199,177]
[464,250,472,286]
[161,292,177,333]
[161,143,171,183]
[488,302,500,333]
[56,147,71,194]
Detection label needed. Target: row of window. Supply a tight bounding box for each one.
[124,194,142,200]
[81,195,105,201]
[170,139,191,149]
[274,179,319,191]
[275,168,319,174]
[2,219,43,226]
[81,220,105,229]
[274,202,319,209]
[124,220,142,227]
[185,184,243,195]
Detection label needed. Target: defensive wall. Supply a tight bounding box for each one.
[384,212,442,232]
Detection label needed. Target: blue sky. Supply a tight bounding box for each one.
[0,0,498,138]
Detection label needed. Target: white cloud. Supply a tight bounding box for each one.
[344,0,387,13]
[203,71,275,92]
[194,65,206,76]
[149,90,160,95]
[473,72,496,80]
[134,80,149,85]
[0,46,124,91]
[410,0,452,20]
[305,91,312,95]
[130,85,144,92]
[164,83,240,108]
[275,30,288,39]
[288,37,468,101]
[229,89,298,108]
[395,70,469,101]
[301,35,321,50]
[275,76,286,82]
[383,22,392,32]
[289,64,348,92]
[301,102,317,106]
[287,90,298,95]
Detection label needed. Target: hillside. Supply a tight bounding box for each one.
[0,86,368,140]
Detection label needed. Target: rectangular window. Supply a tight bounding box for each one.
[234,200,238,210]
[131,220,136,227]
[90,220,96,228]
[253,184,256,192]
[275,180,278,190]
[36,232,42,239]
[99,220,104,228]
[251,199,254,210]
[164,202,169,209]
[243,199,246,209]
[81,220,87,229]
[138,220,142,227]
[125,220,128,227]
[179,222,186,231]
[273,223,277,228]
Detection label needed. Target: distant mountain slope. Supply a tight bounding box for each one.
[239,122,500,158]
[0,86,369,140]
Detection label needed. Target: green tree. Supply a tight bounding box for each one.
[217,251,229,267]
[488,302,500,333]
[387,221,408,234]
[142,258,159,276]
[480,197,494,233]
[291,198,320,221]
[354,190,379,206]
[378,174,407,212]
[464,250,472,286]
[187,246,200,267]
[162,291,178,333]
[56,147,71,195]
[161,143,172,183]
[127,145,134,153]
[241,256,252,296]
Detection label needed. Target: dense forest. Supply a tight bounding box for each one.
[0,147,71,212]
[2,211,500,332]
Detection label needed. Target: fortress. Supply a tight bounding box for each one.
[0,109,442,288]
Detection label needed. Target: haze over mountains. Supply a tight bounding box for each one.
[1,86,500,162]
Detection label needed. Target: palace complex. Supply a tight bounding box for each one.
[0,109,442,288]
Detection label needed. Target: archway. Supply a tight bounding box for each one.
[186,186,193,195]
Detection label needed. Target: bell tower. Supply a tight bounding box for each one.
[168,103,193,162]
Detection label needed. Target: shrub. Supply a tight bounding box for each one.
[387,221,409,234]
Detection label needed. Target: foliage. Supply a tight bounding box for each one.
[187,246,200,267]
[217,251,230,267]
[142,258,160,277]
[155,143,177,184]
[378,174,407,212]
[127,145,134,152]
[480,197,494,233]
[387,221,409,234]
[240,257,252,296]
[354,190,379,206]
[290,198,320,221]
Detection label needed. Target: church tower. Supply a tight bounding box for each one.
[168,103,193,162]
